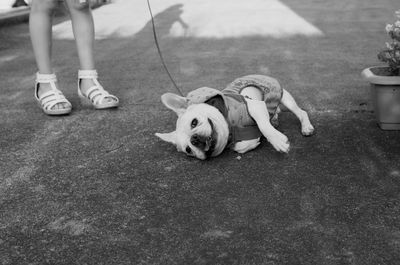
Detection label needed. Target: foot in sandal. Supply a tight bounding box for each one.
[77,70,119,109]
[34,73,72,115]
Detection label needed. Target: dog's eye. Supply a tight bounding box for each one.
[191,118,198,128]
[185,146,192,154]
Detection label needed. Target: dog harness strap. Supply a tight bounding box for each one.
[220,93,263,144]
[229,125,262,145]
[223,93,257,127]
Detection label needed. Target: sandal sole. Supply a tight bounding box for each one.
[80,97,119,109]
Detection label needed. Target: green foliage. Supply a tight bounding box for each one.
[377,10,400,75]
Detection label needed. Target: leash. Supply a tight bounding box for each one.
[146,0,185,97]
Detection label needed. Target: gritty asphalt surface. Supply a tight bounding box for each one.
[1,1,400,264]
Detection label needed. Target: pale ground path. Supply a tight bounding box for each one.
[53,0,323,39]
[0,0,18,10]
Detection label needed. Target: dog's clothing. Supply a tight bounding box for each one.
[224,75,283,114]
[187,75,283,145]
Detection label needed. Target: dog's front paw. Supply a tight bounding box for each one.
[302,123,315,136]
[266,131,290,153]
[299,110,315,136]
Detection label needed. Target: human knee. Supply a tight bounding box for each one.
[30,0,58,13]
[69,0,91,11]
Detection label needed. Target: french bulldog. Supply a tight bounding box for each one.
[156,75,314,160]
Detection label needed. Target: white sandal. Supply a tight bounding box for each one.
[77,70,119,109]
[34,73,72,115]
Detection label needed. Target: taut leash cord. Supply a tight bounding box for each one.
[146,0,184,97]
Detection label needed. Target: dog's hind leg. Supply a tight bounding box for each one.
[280,89,314,136]
[233,138,261,154]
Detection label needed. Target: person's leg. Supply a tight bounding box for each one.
[65,0,95,70]
[280,89,314,136]
[30,0,68,110]
[65,0,116,104]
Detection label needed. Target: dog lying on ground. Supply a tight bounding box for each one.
[156,75,314,160]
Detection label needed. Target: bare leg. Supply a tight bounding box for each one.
[64,0,116,104]
[280,89,314,135]
[65,0,95,70]
[29,0,68,110]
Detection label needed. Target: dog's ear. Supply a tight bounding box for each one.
[155,131,178,146]
[160,93,188,116]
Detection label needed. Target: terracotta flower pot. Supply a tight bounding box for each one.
[362,66,400,130]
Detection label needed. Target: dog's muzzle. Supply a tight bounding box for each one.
[190,134,213,151]
[190,118,217,158]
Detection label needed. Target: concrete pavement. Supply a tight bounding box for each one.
[1,0,400,264]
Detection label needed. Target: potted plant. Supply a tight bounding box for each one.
[362,9,400,130]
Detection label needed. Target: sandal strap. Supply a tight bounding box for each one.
[34,72,71,111]
[35,72,58,100]
[85,85,118,105]
[35,72,57,83]
[40,90,71,111]
[78,69,119,106]
[78,69,98,79]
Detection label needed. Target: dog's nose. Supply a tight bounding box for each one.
[190,134,201,146]
[190,134,213,152]
[190,134,206,149]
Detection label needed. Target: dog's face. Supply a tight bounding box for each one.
[156,93,229,160]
